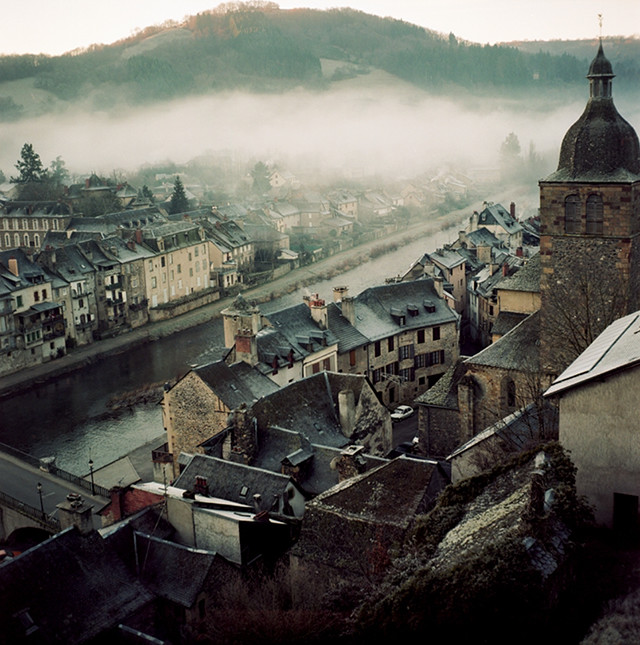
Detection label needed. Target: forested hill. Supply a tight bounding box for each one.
[0,3,638,121]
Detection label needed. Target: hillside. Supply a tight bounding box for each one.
[1,5,635,122]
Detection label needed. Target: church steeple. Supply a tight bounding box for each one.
[547,41,640,182]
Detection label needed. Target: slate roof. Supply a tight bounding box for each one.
[497,253,541,293]
[174,454,296,507]
[251,371,360,449]
[266,302,339,357]
[310,456,443,527]
[326,301,369,353]
[477,203,523,234]
[252,425,386,495]
[491,311,529,338]
[429,247,466,270]
[415,357,468,409]
[0,528,153,644]
[466,226,501,248]
[193,360,279,409]
[545,309,640,397]
[348,279,458,342]
[132,533,224,608]
[465,311,540,371]
[448,401,559,460]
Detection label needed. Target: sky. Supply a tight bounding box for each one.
[2,0,639,56]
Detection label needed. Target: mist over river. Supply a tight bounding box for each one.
[0,220,467,473]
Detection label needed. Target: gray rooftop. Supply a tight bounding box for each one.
[193,360,279,409]
[497,254,541,293]
[466,311,540,372]
[545,309,640,396]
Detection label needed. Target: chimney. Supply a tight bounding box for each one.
[235,328,258,367]
[516,246,523,258]
[335,445,366,482]
[333,285,349,303]
[502,263,508,277]
[194,476,208,496]
[57,493,94,535]
[85,178,90,188]
[309,295,328,330]
[135,228,143,245]
[228,405,257,465]
[341,296,356,326]
[338,389,356,437]
[252,493,263,513]
[510,202,516,219]
[8,257,19,277]
[433,275,444,298]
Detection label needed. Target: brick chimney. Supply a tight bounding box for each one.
[235,328,258,367]
[228,405,257,465]
[510,202,516,219]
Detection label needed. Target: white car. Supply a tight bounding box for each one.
[390,405,414,422]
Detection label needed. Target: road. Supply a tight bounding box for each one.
[0,450,108,528]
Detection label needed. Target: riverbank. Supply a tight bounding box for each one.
[0,186,536,399]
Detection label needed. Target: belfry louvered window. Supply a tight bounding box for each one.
[565,195,580,233]
[586,194,604,234]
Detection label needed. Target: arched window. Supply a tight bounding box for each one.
[3,233,9,248]
[564,195,580,234]
[14,233,20,247]
[34,234,40,248]
[23,233,29,247]
[586,194,604,234]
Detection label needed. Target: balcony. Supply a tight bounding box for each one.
[71,288,92,299]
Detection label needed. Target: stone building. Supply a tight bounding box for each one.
[539,41,640,374]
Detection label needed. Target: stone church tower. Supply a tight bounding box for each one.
[539,41,640,374]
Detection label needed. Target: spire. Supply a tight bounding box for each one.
[545,41,640,182]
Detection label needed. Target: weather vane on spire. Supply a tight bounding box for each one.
[598,13,603,39]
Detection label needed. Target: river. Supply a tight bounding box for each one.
[0,219,464,473]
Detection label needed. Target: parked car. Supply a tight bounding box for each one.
[390,405,414,422]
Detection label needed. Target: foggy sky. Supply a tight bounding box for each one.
[0,79,609,182]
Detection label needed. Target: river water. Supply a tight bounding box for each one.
[0,218,464,473]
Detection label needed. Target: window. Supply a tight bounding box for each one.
[312,361,320,374]
[34,234,40,247]
[195,246,199,257]
[417,329,425,344]
[565,195,580,234]
[586,194,604,234]
[151,277,157,289]
[4,233,9,247]
[189,268,193,277]
[374,340,381,357]
[34,290,39,302]
[148,260,153,271]
[427,350,445,366]
[372,367,382,384]
[388,337,394,352]
[323,357,331,370]
[506,379,516,408]
[177,264,182,274]
[415,353,426,368]
[399,344,414,360]
[349,349,356,367]
[23,234,29,247]
[16,295,23,307]
[14,233,19,247]
[79,299,84,308]
[433,326,441,341]
[161,256,166,267]
[400,367,415,382]
[42,289,47,300]
[52,219,58,230]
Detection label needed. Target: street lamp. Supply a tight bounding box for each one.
[88,458,95,496]
[37,482,44,518]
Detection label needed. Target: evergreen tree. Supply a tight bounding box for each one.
[11,142,48,184]
[169,175,189,214]
[140,184,155,203]
[49,155,69,190]
[250,161,271,195]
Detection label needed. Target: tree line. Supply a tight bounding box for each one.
[0,4,631,115]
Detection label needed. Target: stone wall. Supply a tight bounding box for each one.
[163,371,230,477]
